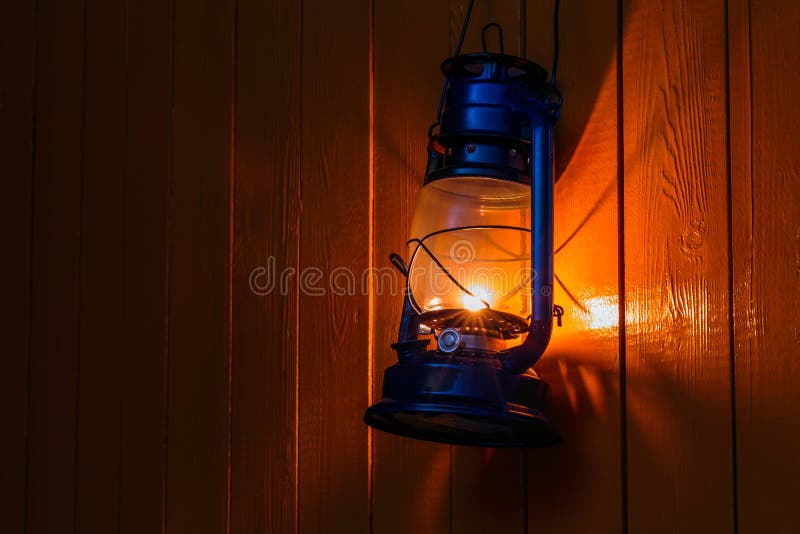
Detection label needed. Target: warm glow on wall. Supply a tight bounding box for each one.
[582,295,619,330]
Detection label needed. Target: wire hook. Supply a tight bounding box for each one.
[481,23,504,54]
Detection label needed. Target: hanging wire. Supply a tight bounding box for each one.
[546,0,563,115]
[551,0,559,87]
[453,0,476,57]
[520,0,526,57]
[430,0,562,136]
[430,0,476,138]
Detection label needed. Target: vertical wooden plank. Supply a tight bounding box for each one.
[524,0,623,532]
[448,3,526,533]
[451,446,525,534]
[622,0,733,531]
[726,0,750,530]
[298,0,371,531]
[0,0,35,530]
[732,1,800,532]
[119,0,172,532]
[166,0,235,532]
[371,2,451,534]
[74,0,126,531]
[24,0,85,531]
[230,0,300,531]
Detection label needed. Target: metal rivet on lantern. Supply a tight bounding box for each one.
[467,144,476,153]
[509,148,518,157]
[437,328,461,353]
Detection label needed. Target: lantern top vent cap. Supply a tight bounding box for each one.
[441,53,549,93]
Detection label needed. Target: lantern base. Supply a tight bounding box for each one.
[364,358,559,448]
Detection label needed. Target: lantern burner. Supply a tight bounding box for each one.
[421,308,528,340]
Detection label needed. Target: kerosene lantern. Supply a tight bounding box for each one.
[364,8,563,447]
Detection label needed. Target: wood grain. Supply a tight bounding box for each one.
[10,2,800,533]
[166,1,235,532]
[74,0,127,531]
[448,3,526,533]
[298,0,371,532]
[525,0,623,532]
[371,1,451,533]
[0,0,35,530]
[24,0,85,531]
[119,1,172,532]
[731,1,800,532]
[230,0,301,532]
[622,0,734,531]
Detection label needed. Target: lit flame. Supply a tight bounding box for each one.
[462,285,492,311]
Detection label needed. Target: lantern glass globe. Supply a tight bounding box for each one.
[407,176,532,320]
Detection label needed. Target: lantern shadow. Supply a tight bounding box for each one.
[529,340,736,517]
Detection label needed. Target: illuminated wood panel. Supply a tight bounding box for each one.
[731,1,800,532]
[622,0,734,531]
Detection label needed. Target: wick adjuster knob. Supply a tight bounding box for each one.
[437,328,462,354]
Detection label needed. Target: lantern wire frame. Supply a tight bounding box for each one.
[406,223,532,311]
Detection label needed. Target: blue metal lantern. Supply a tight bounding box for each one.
[365,13,563,447]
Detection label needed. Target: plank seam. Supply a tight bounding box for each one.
[746,0,755,423]
[23,0,42,531]
[616,0,628,531]
[227,1,239,533]
[73,0,89,530]
[723,1,740,532]
[368,0,376,531]
[449,446,453,534]
[522,450,528,534]
[117,0,131,530]
[162,0,177,531]
[295,0,304,532]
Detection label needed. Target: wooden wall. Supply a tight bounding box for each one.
[1,0,798,532]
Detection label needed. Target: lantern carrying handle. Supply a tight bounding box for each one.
[481,23,504,54]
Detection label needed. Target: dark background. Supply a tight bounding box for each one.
[1,0,798,533]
